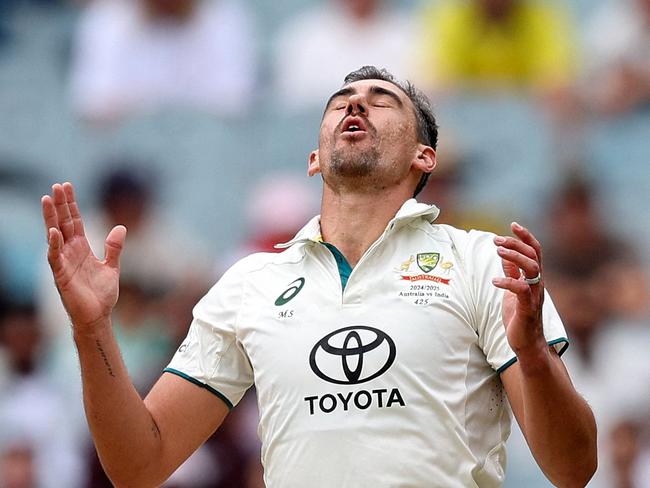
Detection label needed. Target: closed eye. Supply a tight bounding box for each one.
[370,94,397,108]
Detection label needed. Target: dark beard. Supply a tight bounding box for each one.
[329,146,381,178]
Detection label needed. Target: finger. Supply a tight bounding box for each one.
[41,195,59,240]
[63,182,86,237]
[494,235,537,262]
[52,183,75,242]
[104,225,127,270]
[47,227,64,275]
[497,246,540,280]
[491,277,533,306]
[511,222,543,268]
[501,259,521,280]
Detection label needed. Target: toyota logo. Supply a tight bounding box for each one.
[309,326,396,385]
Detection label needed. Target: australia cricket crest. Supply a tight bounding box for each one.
[416,253,440,273]
[393,251,451,287]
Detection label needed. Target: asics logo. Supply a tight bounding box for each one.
[275,278,305,306]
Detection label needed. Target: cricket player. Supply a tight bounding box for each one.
[42,66,597,487]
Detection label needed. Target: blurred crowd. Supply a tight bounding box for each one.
[1,0,649,487]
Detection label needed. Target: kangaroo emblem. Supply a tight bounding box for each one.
[400,255,415,272]
[441,262,454,274]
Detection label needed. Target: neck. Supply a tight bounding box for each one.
[319,184,412,266]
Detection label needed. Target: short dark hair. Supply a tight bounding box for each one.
[342,66,438,197]
[98,164,153,210]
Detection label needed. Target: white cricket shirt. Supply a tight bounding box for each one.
[166,199,568,488]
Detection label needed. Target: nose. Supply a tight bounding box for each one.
[346,94,367,116]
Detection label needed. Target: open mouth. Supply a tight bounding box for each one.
[340,117,369,136]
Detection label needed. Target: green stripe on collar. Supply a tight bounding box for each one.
[322,242,353,292]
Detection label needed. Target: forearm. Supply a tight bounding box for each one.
[517,348,597,487]
[42,183,181,485]
[73,319,163,487]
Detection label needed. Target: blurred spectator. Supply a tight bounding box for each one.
[38,163,212,340]
[582,0,650,116]
[109,278,173,391]
[243,173,319,254]
[416,138,508,235]
[221,173,319,270]
[539,175,650,486]
[0,444,35,488]
[416,0,574,94]
[609,420,643,488]
[69,0,256,125]
[0,166,47,305]
[0,303,85,488]
[506,176,650,487]
[543,176,649,358]
[272,0,416,112]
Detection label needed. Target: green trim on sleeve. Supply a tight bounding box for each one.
[496,356,518,374]
[548,337,570,357]
[496,337,570,374]
[163,368,234,410]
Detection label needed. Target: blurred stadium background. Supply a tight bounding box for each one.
[1,0,649,486]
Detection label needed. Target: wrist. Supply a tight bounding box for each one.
[72,315,113,342]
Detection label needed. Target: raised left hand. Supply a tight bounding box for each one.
[491,222,546,356]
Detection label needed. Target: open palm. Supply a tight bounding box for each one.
[42,183,126,330]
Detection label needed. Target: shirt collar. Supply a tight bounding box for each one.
[274,199,440,249]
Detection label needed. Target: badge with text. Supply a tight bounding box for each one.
[397,251,450,284]
[394,252,452,304]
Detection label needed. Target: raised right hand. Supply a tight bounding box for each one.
[42,182,127,332]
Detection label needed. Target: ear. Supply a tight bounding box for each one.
[413,145,436,174]
[308,150,321,177]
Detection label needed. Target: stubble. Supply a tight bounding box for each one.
[329,145,381,179]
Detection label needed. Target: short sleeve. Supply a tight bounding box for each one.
[467,231,569,373]
[165,262,254,409]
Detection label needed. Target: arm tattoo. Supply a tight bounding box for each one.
[95,340,116,377]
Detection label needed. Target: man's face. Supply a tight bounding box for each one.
[312,79,422,193]
[143,0,195,20]
[340,0,380,20]
[479,0,514,20]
